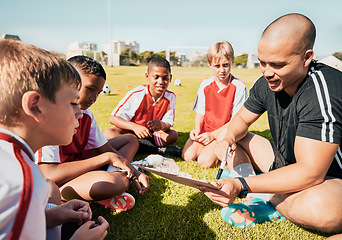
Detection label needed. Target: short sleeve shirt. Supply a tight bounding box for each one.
[244,61,342,178]
[0,129,49,240]
[193,75,247,133]
[111,84,176,128]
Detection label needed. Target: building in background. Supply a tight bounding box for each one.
[66,41,103,63]
[246,53,259,69]
[318,55,342,71]
[103,40,140,66]
[1,34,21,41]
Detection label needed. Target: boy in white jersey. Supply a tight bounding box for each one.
[37,56,149,212]
[0,40,108,239]
[103,57,181,157]
[182,41,247,168]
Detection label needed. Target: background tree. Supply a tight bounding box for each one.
[234,53,248,67]
[333,52,342,61]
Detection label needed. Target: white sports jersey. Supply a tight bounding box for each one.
[0,129,49,240]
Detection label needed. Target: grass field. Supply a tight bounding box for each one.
[89,66,327,239]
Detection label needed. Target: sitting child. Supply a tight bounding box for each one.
[0,39,108,239]
[36,55,149,212]
[103,57,181,157]
[182,41,247,168]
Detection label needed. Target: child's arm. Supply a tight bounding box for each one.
[39,151,131,187]
[109,115,151,139]
[97,142,150,194]
[190,113,204,140]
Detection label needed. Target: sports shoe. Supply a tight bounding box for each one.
[157,146,182,157]
[221,198,285,227]
[96,192,135,212]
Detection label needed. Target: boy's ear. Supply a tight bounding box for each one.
[170,73,172,82]
[21,91,44,122]
[145,72,148,80]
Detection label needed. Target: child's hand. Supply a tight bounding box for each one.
[132,124,152,139]
[196,132,215,145]
[60,199,92,225]
[132,171,150,195]
[189,129,200,141]
[147,119,162,132]
[70,216,108,240]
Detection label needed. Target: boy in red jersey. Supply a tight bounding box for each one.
[103,57,181,157]
[0,40,108,240]
[36,56,149,212]
[182,41,247,168]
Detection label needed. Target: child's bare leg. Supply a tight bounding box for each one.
[47,178,62,205]
[103,127,127,140]
[182,138,203,162]
[60,171,129,202]
[107,133,139,162]
[197,141,219,168]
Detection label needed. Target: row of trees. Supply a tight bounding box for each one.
[120,48,179,66]
[119,48,250,67]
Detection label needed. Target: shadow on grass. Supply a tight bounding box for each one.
[91,173,219,240]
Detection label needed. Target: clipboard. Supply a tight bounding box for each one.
[137,165,219,190]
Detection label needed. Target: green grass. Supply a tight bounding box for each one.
[89,66,326,239]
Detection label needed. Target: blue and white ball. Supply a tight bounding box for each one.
[101,84,111,95]
[174,79,182,86]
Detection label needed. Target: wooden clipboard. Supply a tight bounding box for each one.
[137,165,219,189]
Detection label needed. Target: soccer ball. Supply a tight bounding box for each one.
[101,84,111,95]
[174,79,182,86]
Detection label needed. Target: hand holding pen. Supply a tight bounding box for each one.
[216,146,231,179]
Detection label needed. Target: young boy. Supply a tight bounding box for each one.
[182,41,247,168]
[36,55,149,212]
[103,57,181,157]
[0,40,108,239]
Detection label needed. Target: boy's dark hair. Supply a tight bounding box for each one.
[68,55,106,80]
[0,39,81,126]
[147,57,171,73]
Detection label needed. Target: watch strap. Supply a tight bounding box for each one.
[235,177,248,198]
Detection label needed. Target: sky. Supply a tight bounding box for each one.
[1,0,342,57]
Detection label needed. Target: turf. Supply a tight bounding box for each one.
[89,66,327,239]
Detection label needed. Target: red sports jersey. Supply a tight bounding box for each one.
[36,109,107,164]
[111,84,176,129]
[193,75,247,133]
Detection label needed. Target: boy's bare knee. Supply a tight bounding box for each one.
[182,149,196,162]
[198,156,217,169]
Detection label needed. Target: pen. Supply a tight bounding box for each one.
[216,146,231,179]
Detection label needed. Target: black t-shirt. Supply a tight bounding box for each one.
[244,61,342,178]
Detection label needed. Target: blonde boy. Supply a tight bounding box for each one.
[0,39,108,239]
[182,41,247,168]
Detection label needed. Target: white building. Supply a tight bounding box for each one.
[318,55,342,71]
[103,40,140,66]
[247,53,259,69]
[66,41,103,63]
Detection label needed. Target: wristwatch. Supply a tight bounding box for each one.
[235,177,248,198]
